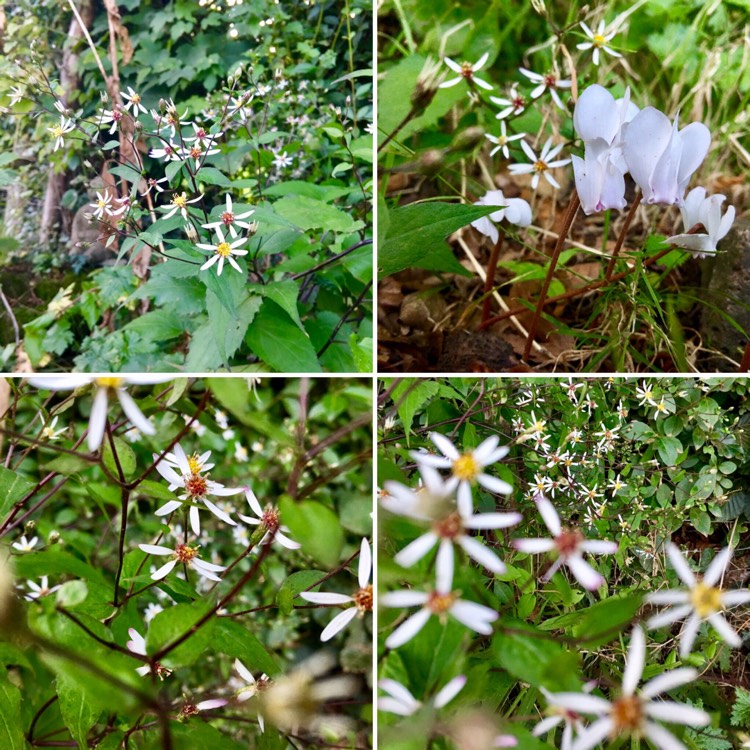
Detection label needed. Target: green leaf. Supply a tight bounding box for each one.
[254,280,304,331]
[213,618,282,676]
[206,290,263,363]
[146,601,217,668]
[392,379,440,443]
[571,594,643,647]
[196,166,232,187]
[378,202,495,278]
[101,436,137,480]
[731,687,750,727]
[272,195,363,233]
[245,301,322,373]
[57,673,101,750]
[691,508,712,536]
[276,570,327,615]
[0,675,24,750]
[656,436,683,466]
[56,580,89,608]
[136,480,180,503]
[0,465,35,519]
[122,310,185,341]
[278,497,344,568]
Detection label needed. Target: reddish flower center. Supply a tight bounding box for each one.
[196,128,207,139]
[512,96,525,110]
[460,63,474,79]
[354,584,373,612]
[543,73,558,89]
[184,474,208,498]
[190,145,202,159]
[555,529,583,557]
[175,543,198,564]
[261,506,280,532]
[611,695,643,733]
[433,511,463,540]
[221,211,235,225]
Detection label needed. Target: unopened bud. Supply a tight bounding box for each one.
[247,221,259,236]
[158,98,167,113]
[411,56,444,114]
[48,531,60,544]
[531,0,547,16]
[184,223,198,243]
[24,521,35,535]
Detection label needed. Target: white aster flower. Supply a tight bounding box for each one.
[196,225,248,276]
[25,575,61,601]
[99,107,125,135]
[178,698,228,720]
[184,122,224,148]
[513,492,617,590]
[534,683,595,750]
[125,628,155,677]
[381,464,456,522]
[48,116,75,151]
[89,190,127,220]
[149,142,180,161]
[439,52,493,91]
[202,194,256,239]
[518,68,572,109]
[381,550,498,648]
[41,415,66,441]
[121,87,148,116]
[144,602,163,623]
[159,192,202,220]
[635,380,658,407]
[485,121,526,159]
[234,659,269,731]
[509,138,571,190]
[646,543,750,657]
[378,675,466,716]
[300,538,372,641]
[162,99,191,137]
[140,176,169,196]
[27,376,171,452]
[237,488,300,550]
[153,442,241,535]
[234,443,248,462]
[489,85,526,119]
[12,535,38,553]
[410,432,512,516]
[550,626,709,750]
[180,141,220,165]
[138,542,226,582]
[577,20,622,66]
[9,86,24,106]
[272,151,293,169]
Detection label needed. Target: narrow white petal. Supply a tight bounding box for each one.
[154,499,183,516]
[703,546,732,587]
[380,590,430,608]
[646,590,691,606]
[435,539,454,593]
[641,667,699,699]
[430,432,459,460]
[477,474,514,496]
[378,697,417,716]
[647,604,693,630]
[566,554,605,591]
[87,387,109,451]
[234,659,256,684]
[300,592,353,605]
[622,626,645,696]
[245,488,264,517]
[320,607,358,641]
[678,614,701,658]
[203,497,236,526]
[379,679,418,707]
[643,722,689,750]
[666,543,697,587]
[464,512,522,530]
[722,590,750,607]
[579,540,618,555]
[571,719,615,750]
[386,608,432,649]
[394,533,438,568]
[458,535,506,573]
[139,544,173,555]
[117,390,155,435]
[450,600,498,633]
[645,701,710,726]
[708,612,742,646]
[513,538,556,554]
[433,675,466,708]
[151,560,177,580]
[535,494,562,536]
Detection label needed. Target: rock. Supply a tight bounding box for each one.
[701,219,750,368]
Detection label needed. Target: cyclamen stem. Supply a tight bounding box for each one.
[480,230,505,327]
[522,190,580,360]
[605,191,642,280]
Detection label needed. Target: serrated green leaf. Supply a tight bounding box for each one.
[278,497,343,568]
[213,618,282,676]
[57,673,101,750]
[146,601,216,668]
[101,437,137,480]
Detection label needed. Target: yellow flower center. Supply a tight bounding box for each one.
[690,582,723,618]
[534,160,548,173]
[452,453,478,482]
[611,695,643,733]
[131,93,141,103]
[428,591,457,614]
[97,199,107,208]
[52,126,63,138]
[216,242,232,257]
[96,377,124,388]
[187,455,203,475]
[190,145,202,159]
[173,194,188,209]
[174,543,199,564]
[593,34,606,47]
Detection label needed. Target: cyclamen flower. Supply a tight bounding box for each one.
[490,85,526,120]
[378,675,466,716]
[139,542,226,582]
[646,543,750,657]
[485,121,526,159]
[519,68,572,110]
[153,442,241,535]
[550,626,709,750]
[48,116,75,151]
[622,107,711,205]
[666,186,735,258]
[439,52,493,91]
[572,85,639,214]
[300,538,372,641]
[509,139,571,190]
[202,194,256,239]
[472,189,533,244]
[512,492,617,590]
[234,660,269,732]
[196,226,249,275]
[121,87,148,117]
[577,20,622,66]
[237,488,300,549]
[27,376,171,451]
[159,192,202,220]
[381,548,498,648]
[411,433,512,516]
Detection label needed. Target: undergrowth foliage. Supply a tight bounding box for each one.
[378,376,750,749]
[0,376,373,750]
[0,0,373,372]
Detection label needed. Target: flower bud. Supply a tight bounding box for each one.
[411,57,444,114]
[184,223,198,243]
[48,531,60,545]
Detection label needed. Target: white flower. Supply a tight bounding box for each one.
[622,107,711,205]
[25,575,61,601]
[489,85,526,119]
[138,542,226,582]
[272,152,293,169]
[471,189,532,244]
[162,99,191,137]
[153,442,241,535]
[196,225,249,276]
[439,52,493,91]
[513,492,617,590]
[180,141,220,165]
[12,535,38,553]
[378,675,466,716]
[550,626,709,750]
[9,86,24,106]
[228,92,253,121]
[149,143,180,161]
[234,659,268,732]
[646,543,750,657]
[411,433,512,516]
[159,192,202,220]
[635,380,658,407]
[184,122,223,147]
[237,488,300,549]
[99,107,125,135]
[27,376,171,452]
[494,737,518,748]
[381,550,498,648]
[518,68,572,109]
[41,415,66,441]
[234,443,248,462]
[202,194,256,239]
[121,87,148,116]
[577,20,622,66]
[125,628,154,676]
[509,138,571,190]
[300,538,372,641]
[89,190,127,220]
[666,186,735,258]
[607,474,627,493]
[140,176,169,196]
[486,121,526,159]
[48,116,75,151]
[144,602,163,623]
[534,683,595,750]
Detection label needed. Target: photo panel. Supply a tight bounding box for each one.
[377,1,747,373]
[378,375,750,747]
[0,376,373,748]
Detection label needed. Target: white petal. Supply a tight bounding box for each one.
[450,600,498,633]
[87,387,109,451]
[379,679,418,706]
[300,592,353,605]
[580,540,618,555]
[666,543,696,587]
[117,390,155,436]
[151,560,177,580]
[571,718,615,750]
[473,435,501,463]
[641,667,699,699]
[566,554,605,591]
[513,538,556,554]
[458,535,506,573]
[536,494,562,536]
[477,474,514,496]
[394,533,438,568]
[622,626,645,696]
[139,544,173,555]
[154,499,183,516]
[378,697,417,716]
[433,675,466,708]
[464,512,522,530]
[244,488,264,517]
[203,497,237,526]
[647,604,693,630]
[386,608,432,649]
[647,589,692,605]
[551,693,612,714]
[435,539,454,593]
[703,546,732,587]
[645,701,710,726]
[721,590,750,607]
[381,590,430,608]
[622,107,673,201]
[189,505,201,536]
[708,612,742,646]
[430,432,459,459]
[643,722,689,750]
[234,659,256,684]
[320,607,358,641]
[678,614,701,658]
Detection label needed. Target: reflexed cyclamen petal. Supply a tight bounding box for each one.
[572,154,601,216]
[458,535,506,573]
[320,607,358,641]
[117,390,155,436]
[477,474,513,496]
[386,608,432,649]
[708,612,741,646]
[436,539,454,593]
[535,493,562,536]
[646,603,693,630]
[666,543,697,587]
[703,546,732,587]
[513,538,556,554]
[464,512,522,530]
[450,600,498,633]
[566,554,605,591]
[641,667,699,699]
[623,107,673,200]
[675,121,711,192]
[643,721,691,750]
[155,499,183,516]
[645,701,710,726]
[151,560,177,580]
[300,592,353,605]
[88,387,109,451]
[203,497,236,525]
[433,675,466,708]
[504,199,532,227]
[622,626,646,696]
[580,540,618,555]
[573,85,619,143]
[666,233,714,255]
[394,532,439,568]
[381,590,429,608]
[571,718,615,750]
